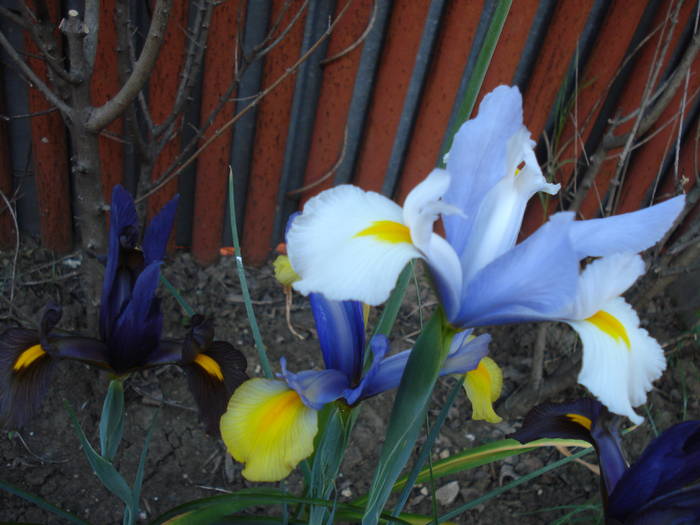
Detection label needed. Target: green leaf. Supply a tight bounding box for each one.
[353,437,590,508]
[438,447,594,522]
[66,402,133,508]
[99,378,125,462]
[307,403,356,524]
[227,171,272,378]
[132,409,160,512]
[372,263,412,338]
[147,489,415,525]
[160,274,195,317]
[439,0,513,165]
[0,478,92,525]
[362,309,453,524]
[392,378,463,515]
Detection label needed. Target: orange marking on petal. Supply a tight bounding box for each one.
[194,353,224,381]
[13,344,46,371]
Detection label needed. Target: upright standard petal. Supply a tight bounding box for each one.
[101,185,139,340]
[142,194,180,264]
[456,126,559,283]
[220,378,318,482]
[443,85,524,256]
[288,185,422,305]
[310,294,365,381]
[108,263,164,371]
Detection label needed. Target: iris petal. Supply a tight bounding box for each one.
[288,184,422,305]
[569,195,685,259]
[220,378,318,481]
[443,85,524,256]
[462,357,503,423]
[569,297,665,424]
[310,294,365,381]
[608,421,700,520]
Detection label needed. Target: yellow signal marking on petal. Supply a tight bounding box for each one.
[13,344,46,371]
[565,413,592,430]
[463,357,503,423]
[354,220,412,244]
[220,379,318,481]
[586,310,631,349]
[194,354,224,381]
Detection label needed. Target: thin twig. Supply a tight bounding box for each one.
[0,188,20,307]
[136,0,354,203]
[0,29,71,114]
[320,0,377,65]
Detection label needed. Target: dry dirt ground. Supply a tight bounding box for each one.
[1,241,698,524]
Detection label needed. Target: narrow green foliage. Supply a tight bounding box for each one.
[66,401,134,513]
[227,172,273,378]
[372,263,413,338]
[133,409,159,513]
[307,403,356,524]
[393,379,464,516]
[159,274,195,317]
[99,378,125,462]
[0,478,91,525]
[362,309,454,524]
[438,447,594,522]
[439,0,513,165]
[148,489,417,525]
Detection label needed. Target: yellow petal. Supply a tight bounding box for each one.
[463,357,503,423]
[220,378,317,481]
[273,255,300,287]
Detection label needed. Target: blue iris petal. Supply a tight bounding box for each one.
[108,262,164,371]
[310,293,365,381]
[100,185,139,340]
[608,420,700,520]
[279,357,349,410]
[454,213,579,327]
[143,195,180,265]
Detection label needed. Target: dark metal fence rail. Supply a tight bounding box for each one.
[0,0,697,266]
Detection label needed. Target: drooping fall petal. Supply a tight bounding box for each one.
[220,378,318,482]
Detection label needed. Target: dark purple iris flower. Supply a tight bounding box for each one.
[0,186,246,435]
[512,399,700,524]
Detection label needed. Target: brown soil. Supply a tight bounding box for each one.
[1,240,698,524]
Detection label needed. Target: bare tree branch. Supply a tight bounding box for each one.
[0,29,71,114]
[137,0,355,202]
[87,0,173,132]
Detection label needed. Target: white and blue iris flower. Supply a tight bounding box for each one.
[286,85,685,424]
[220,293,491,481]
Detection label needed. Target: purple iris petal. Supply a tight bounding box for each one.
[454,213,579,327]
[344,334,390,404]
[608,420,700,520]
[109,263,164,371]
[279,358,349,410]
[441,332,490,375]
[142,194,180,265]
[310,293,365,381]
[100,185,139,340]
[625,485,700,524]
